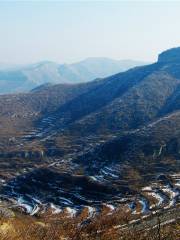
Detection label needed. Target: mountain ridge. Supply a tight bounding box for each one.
[0,58,147,94]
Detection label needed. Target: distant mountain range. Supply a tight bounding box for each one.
[0,58,147,94]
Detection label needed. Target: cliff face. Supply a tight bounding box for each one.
[158,47,180,63]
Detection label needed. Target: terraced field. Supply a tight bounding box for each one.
[0,48,180,236]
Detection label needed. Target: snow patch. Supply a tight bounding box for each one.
[65,207,77,218]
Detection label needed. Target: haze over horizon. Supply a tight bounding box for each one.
[1,1,180,64]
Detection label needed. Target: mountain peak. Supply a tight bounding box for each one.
[158,47,180,63]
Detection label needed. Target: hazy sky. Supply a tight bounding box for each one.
[0,1,180,64]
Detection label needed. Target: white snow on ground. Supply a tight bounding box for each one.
[0,179,6,183]
[86,206,96,218]
[162,186,179,199]
[58,197,73,205]
[89,176,98,181]
[105,204,115,211]
[158,145,164,156]
[139,199,149,214]
[50,203,62,214]
[92,175,105,182]
[31,197,42,204]
[170,173,180,178]
[161,185,179,208]
[147,112,180,128]
[104,166,119,175]
[16,197,41,215]
[101,169,119,178]
[142,186,152,191]
[147,192,164,207]
[30,205,40,216]
[170,173,180,187]
[65,207,77,218]
[103,203,115,215]
[131,198,149,215]
[117,198,129,203]
[17,197,33,214]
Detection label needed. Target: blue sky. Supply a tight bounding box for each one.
[0,1,180,64]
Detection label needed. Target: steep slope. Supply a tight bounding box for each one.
[0,47,180,218]
[32,62,180,141]
[0,79,104,138]
[35,63,160,132]
[66,71,179,135]
[75,111,180,177]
